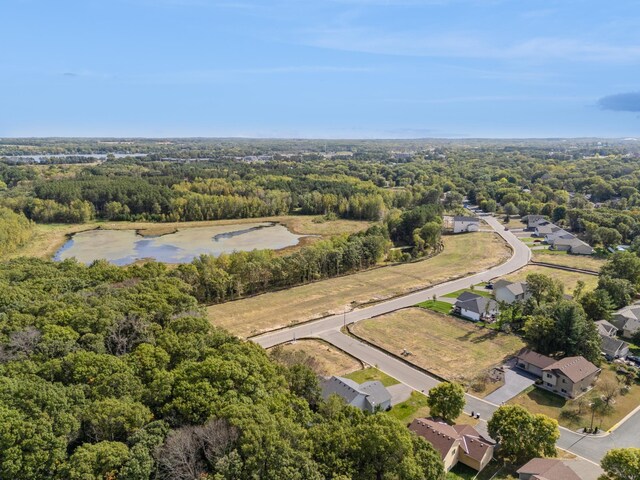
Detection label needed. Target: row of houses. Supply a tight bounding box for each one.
[452,280,529,323]
[527,215,594,255]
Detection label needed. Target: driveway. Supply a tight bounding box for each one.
[482,362,537,405]
[387,383,413,406]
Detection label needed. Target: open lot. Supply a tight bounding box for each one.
[531,249,607,272]
[208,232,511,337]
[501,264,598,294]
[10,215,372,260]
[270,339,362,377]
[508,366,640,431]
[344,367,400,387]
[350,307,525,385]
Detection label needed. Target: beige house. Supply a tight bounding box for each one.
[611,305,640,339]
[541,356,601,398]
[516,349,600,398]
[409,418,494,473]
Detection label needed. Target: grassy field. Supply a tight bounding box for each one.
[270,339,362,376]
[344,367,400,387]
[532,249,607,272]
[208,232,511,337]
[508,366,640,431]
[416,299,454,314]
[502,264,598,295]
[388,391,481,427]
[443,284,492,299]
[351,307,525,385]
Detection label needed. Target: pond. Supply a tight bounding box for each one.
[54,222,305,265]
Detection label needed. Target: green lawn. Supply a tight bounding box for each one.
[416,299,453,314]
[344,367,400,387]
[443,286,492,299]
[387,391,430,424]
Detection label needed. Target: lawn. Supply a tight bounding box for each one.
[388,390,482,427]
[501,264,598,295]
[269,339,362,377]
[344,367,400,387]
[443,284,492,299]
[416,299,454,314]
[351,307,525,385]
[9,215,373,261]
[531,249,607,273]
[208,232,511,337]
[508,366,640,431]
[447,461,517,480]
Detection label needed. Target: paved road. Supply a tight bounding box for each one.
[254,215,531,349]
[252,215,640,462]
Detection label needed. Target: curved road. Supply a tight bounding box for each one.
[252,216,640,463]
[254,215,531,349]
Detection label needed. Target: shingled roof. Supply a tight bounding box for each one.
[517,458,581,480]
[543,356,600,383]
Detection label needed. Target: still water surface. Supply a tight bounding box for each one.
[54,222,303,265]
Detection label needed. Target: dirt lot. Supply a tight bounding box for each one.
[270,339,362,376]
[208,232,511,337]
[501,264,598,294]
[10,215,372,260]
[531,249,607,272]
[351,307,525,385]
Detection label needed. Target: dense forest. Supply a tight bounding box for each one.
[0,258,445,479]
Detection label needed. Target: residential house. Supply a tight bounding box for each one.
[517,458,581,480]
[595,320,629,360]
[541,356,601,398]
[320,376,391,413]
[551,236,594,255]
[452,216,480,233]
[525,215,548,230]
[409,418,495,473]
[611,305,640,339]
[533,223,559,237]
[516,349,557,377]
[453,292,498,322]
[544,228,574,245]
[494,279,529,304]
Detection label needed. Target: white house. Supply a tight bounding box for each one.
[494,279,530,304]
[453,216,480,233]
[453,292,498,322]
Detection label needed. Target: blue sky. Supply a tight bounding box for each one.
[1,0,639,138]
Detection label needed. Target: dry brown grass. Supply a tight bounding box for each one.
[532,249,607,272]
[270,339,362,376]
[208,232,511,337]
[10,215,372,260]
[501,264,598,294]
[351,307,525,385]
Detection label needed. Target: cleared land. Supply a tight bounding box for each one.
[208,232,511,337]
[531,249,607,272]
[9,215,372,260]
[509,366,640,431]
[271,339,362,376]
[344,367,400,387]
[502,264,598,294]
[351,307,525,385]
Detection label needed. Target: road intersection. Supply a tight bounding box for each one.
[252,215,639,463]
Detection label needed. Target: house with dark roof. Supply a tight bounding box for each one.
[516,349,556,377]
[409,418,495,473]
[611,304,640,339]
[453,292,498,322]
[453,216,480,233]
[525,215,549,230]
[517,458,581,480]
[320,376,391,413]
[494,279,530,304]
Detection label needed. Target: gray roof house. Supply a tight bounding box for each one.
[544,229,574,245]
[600,335,629,360]
[595,319,618,337]
[453,293,498,322]
[534,223,560,237]
[321,376,391,413]
[611,305,640,339]
[525,215,549,229]
[551,236,594,255]
[494,279,529,304]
